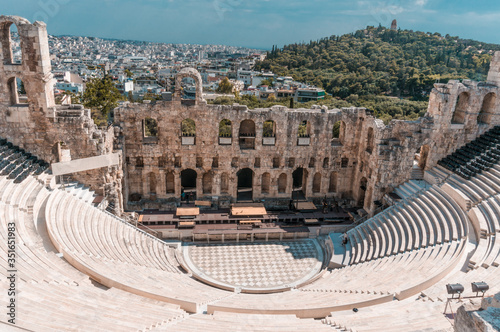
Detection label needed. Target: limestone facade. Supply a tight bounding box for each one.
[0,15,123,213]
[1,15,500,215]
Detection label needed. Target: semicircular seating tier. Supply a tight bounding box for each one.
[0,142,187,332]
[3,124,500,331]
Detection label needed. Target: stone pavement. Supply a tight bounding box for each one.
[184,240,323,291]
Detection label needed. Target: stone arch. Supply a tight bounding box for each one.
[309,157,316,168]
[298,120,311,137]
[181,118,196,137]
[332,120,343,140]
[237,168,253,201]
[219,119,232,137]
[366,127,374,153]
[452,92,469,124]
[292,167,308,196]
[239,119,256,149]
[261,172,270,194]
[312,172,321,193]
[220,173,229,194]
[174,67,203,103]
[202,172,212,194]
[478,92,496,125]
[329,172,337,193]
[278,173,287,193]
[180,168,198,193]
[166,172,175,194]
[263,120,276,137]
[148,172,157,195]
[143,117,158,137]
[0,16,30,65]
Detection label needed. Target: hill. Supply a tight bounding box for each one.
[257,26,500,99]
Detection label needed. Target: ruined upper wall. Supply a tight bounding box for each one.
[0,15,123,213]
[487,51,500,86]
[0,16,55,114]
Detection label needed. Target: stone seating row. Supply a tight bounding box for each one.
[156,311,335,332]
[466,195,500,270]
[427,165,500,206]
[0,172,188,331]
[346,183,466,265]
[206,241,464,318]
[45,186,230,313]
[48,188,181,273]
[302,240,464,295]
[324,297,452,332]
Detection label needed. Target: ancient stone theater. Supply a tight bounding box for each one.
[1,15,500,331]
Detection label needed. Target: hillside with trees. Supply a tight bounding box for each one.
[244,25,500,122]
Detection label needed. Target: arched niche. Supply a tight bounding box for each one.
[174,67,204,104]
[478,93,496,125]
[451,92,469,124]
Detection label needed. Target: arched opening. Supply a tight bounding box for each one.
[359,177,368,207]
[219,119,232,137]
[366,127,374,154]
[7,77,27,106]
[220,173,229,194]
[261,172,270,194]
[331,120,344,146]
[298,120,311,146]
[263,120,276,137]
[312,172,321,193]
[143,118,158,137]
[478,93,496,125]
[181,118,196,145]
[148,173,157,195]
[323,158,329,168]
[180,76,196,105]
[175,69,203,105]
[329,172,337,193]
[180,169,197,201]
[239,119,256,149]
[136,157,144,168]
[1,22,21,65]
[181,118,195,136]
[292,167,307,199]
[237,168,253,201]
[332,121,341,139]
[452,92,469,124]
[262,119,276,145]
[298,120,310,137]
[309,157,316,168]
[413,145,430,178]
[278,173,287,194]
[166,172,175,194]
[202,172,212,194]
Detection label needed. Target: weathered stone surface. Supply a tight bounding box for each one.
[1,14,500,217]
[0,16,123,214]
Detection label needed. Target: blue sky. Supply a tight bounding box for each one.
[3,0,500,49]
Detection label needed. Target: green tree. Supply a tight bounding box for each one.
[259,78,274,87]
[216,77,234,94]
[82,76,123,120]
[124,69,134,78]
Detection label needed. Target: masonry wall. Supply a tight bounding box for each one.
[2,15,500,216]
[116,58,500,213]
[0,16,123,214]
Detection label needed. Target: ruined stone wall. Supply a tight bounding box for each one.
[115,102,366,210]
[115,57,500,213]
[0,16,122,213]
[3,15,500,216]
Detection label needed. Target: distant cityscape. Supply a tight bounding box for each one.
[11,32,326,104]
